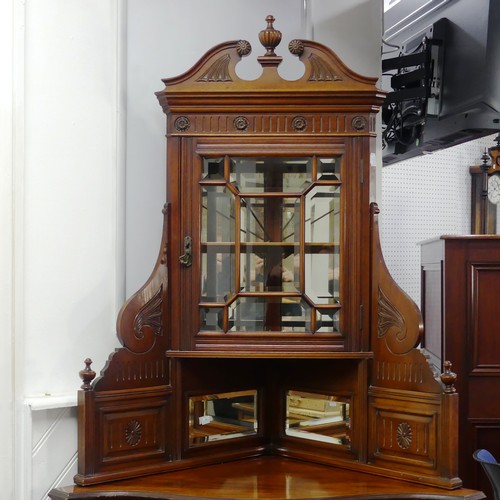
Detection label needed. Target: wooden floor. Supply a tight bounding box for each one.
[49,457,485,499]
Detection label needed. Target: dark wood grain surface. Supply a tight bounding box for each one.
[50,457,485,499]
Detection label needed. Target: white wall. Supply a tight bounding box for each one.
[23,0,125,397]
[380,133,499,305]
[2,1,126,498]
[0,0,16,496]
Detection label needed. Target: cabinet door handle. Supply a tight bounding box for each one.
[179,235,192,267]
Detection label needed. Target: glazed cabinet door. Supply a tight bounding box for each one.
[173,137,369,353]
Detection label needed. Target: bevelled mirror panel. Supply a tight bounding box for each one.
[202,157,225,180]
[285,390,350,447]
[200,306,225,331]
[240,246,300,293]
[305,252,340,305]
[201,185,235,243]
[240,197,300,243]
[228,297,311,332]
[305,185,340,243]
[198,155,343,336]
[188,390,258,446]
[201,250,235,303]
[317,157,341,181]
[230,158,312,193]
[201,185,236,303]
[315,308,341,333]
[305,185,341,305]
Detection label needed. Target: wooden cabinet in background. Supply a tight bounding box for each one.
[421,235,500,498]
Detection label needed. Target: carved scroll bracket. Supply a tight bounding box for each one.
[370,203,445,393]
[372,203,423,357]
[85,205,170,394]
[114,204,169,356]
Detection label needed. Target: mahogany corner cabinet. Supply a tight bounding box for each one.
[49,16,484,500]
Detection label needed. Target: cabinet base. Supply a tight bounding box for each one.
[49,457,484,499]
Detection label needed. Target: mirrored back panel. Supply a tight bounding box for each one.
[285,390,351,447]
[199,156,342,335]
[188,390,258,446]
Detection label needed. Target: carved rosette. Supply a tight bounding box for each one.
[292,116,307,132]
[236,40,251,57]
[125,420,142,446]
[396,422,413,449]
[234,116,249,131]
[288,39,304,56]
[352,116,367,132]
[174,116,190,132]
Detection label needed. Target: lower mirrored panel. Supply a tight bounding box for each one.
[188,390,258,446]
[285,390,350,447]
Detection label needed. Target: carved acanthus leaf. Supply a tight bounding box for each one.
[197,54,232,82]
[378,287,410,355]
[133,286,163,341]
[308,54,342,82]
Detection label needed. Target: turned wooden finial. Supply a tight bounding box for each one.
[79,358,96,391]
[258,15,282,58]
[440,360,457,393]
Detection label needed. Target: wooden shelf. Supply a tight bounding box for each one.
[202,242,340,249]
[165,350,373,359]
[50,456,485,499]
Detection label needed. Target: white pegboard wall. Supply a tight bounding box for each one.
[380,133,498,306]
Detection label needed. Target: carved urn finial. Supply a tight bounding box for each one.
[440,360,457,393]
[258,15,282,57]
[79,358,96,391]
